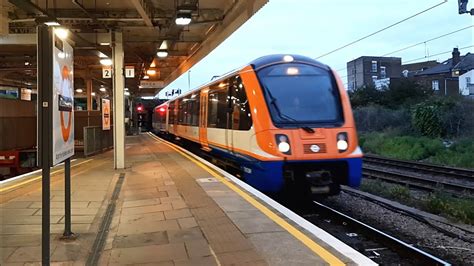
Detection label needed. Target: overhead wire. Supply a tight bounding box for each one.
[315,0,448,59]
[333,25,473,74]
[403,44,474,64]
[381,25,474,57]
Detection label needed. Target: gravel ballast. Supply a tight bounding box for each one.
[323,192,474,265]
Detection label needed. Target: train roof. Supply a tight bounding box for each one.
[157,54,331,107]
[249,54,330,70]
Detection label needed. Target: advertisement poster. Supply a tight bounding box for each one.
[52,35,74,165]
[102,99,111,130]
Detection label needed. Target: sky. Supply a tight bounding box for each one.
[158,0,473,98]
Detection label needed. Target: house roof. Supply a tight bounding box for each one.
[454,52,474,70]
[415,53,474,76]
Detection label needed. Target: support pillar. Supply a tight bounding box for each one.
[37,24,53,266]
[112,31,125,169]
[86,79,93,111]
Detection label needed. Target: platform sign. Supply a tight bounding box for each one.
[125,66,135,78]
[140,80,164,88]
[102,66,112,78]
[52,35,74,166]
[102,99,111,130]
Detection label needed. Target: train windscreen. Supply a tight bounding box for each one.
[257,63,343,127]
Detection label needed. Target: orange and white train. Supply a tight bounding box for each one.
[153,54,362,196]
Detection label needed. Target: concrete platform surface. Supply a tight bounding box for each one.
[0,133,374,265]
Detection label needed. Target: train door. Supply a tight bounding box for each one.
[231,75,252,153]
[172,100,178,135]
[226,79,234,153]
[199,89,209,149]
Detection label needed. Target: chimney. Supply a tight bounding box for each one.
[452,48,461,66]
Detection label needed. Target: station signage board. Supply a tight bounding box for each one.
[102,99,111,130]
[52,35,74,166]
[125,66,135,78]
[20,88,31,101]
[140,80,164,89]
[102,66,112,78]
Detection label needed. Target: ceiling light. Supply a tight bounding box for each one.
[150,62,156,68]
[146,69,157,75]
[143,75,150,80]
[24,61,30,66]
[75,88,83,93]
[124,91,130,96]
[44,20,60,26]
[100,42,110,46]
[100,58,113,66]
[100,87,106,92]
[98,52,108,58]
[157,50,168,58]
[54,28,69,40]
[175,12,192,25]
[91,92,96,96]
[141,96,155,100]
[125,88,129,91]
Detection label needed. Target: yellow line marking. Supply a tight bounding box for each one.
[147,133,345,266]
[0,159,93,193]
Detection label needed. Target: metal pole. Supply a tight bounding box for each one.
[41,165,50,265]
[37,24,53,266]
[61,157,76,239]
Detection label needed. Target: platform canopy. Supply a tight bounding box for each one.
[0,0,268,96]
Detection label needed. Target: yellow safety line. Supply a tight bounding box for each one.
[0,159,93,193]
[147,133,345,266]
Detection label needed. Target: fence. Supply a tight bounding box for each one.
[83,126,113,156]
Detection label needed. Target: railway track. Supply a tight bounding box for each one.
[363,155,474,194]
[307,200,451,265]
[153,133,453,265]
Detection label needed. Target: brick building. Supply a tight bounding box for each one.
[346,56,402,90]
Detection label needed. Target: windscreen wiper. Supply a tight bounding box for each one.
[262,85,315,134]
[263,85,294,121]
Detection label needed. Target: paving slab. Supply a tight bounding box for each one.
[1,134,372,265]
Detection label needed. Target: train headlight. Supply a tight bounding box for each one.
[337,132,348,152]
[276,134,291,155]
[278,142,290,153]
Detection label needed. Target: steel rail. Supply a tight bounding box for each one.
[362,167,474,194]
[363,155,474,180]
[313,201,451,266]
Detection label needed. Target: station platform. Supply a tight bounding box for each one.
[0,133,375,266]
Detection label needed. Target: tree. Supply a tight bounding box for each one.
[348,85,385,108]
[384,79,431,108]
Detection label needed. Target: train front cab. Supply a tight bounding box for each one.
[237,55,363,196]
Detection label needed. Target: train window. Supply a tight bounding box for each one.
[184,96,193,125]
[208,81,229,129]
[208,92,218,127]
[230,75,252,130]
[191,93,200,126]
[169,101,175,123]
[178,99,185,124]
[257,63,343,126]
[186,99,192,125]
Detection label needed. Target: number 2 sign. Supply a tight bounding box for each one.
[102,66,112,78]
